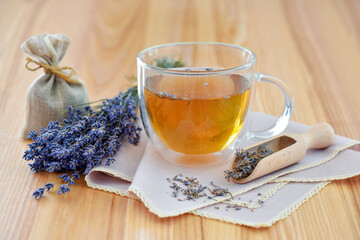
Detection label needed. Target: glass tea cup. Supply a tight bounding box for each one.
[137,42,293,166]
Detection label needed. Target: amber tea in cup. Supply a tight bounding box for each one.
[145,68,250,154]
[137,42,293,166]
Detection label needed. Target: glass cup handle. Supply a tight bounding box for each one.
[248,73,294,139]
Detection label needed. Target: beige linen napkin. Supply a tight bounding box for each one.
[85,112,360,227]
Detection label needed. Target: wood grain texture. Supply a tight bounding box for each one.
[0,0,359,239]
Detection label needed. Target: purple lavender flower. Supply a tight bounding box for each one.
[58,185,70,195]
[105,157,115,166]
[28,130,38,141]
[45,183,54,191]
[59,174,71,183]
[71,171,80,180]
[33,187,45,199]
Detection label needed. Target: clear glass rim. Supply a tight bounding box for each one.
[137,42,257,75]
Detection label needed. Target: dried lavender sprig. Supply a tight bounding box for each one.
[155,91,191,105]
[209,181,233,198]
[224,144,274,181]
[24,86,141,199]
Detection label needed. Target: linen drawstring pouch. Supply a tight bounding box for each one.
[21,34,89,139]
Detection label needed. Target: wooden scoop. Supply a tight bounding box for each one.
[229,122,335,184]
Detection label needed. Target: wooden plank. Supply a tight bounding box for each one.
[0,0,359,239]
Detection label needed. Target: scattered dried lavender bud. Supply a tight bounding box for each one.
[167,174,232,201]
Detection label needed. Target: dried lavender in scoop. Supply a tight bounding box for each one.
[224,144,274,182]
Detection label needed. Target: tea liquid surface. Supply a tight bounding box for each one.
[145,68,251,154]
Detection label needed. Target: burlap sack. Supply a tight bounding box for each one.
[21,34,89,139]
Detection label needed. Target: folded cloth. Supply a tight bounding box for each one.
[85,112,360,227]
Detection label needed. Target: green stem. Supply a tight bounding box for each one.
[56,99,106,121]
[74,99,106,106]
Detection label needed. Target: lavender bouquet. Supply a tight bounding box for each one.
[24,86,141,198]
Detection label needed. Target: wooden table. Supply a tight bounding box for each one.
[1,0,360,239]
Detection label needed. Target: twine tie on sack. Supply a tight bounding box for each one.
[25,57,79,84]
